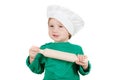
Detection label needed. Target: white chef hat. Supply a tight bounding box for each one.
[47,5,84,36]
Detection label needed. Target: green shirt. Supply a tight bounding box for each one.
[26,42,91,80]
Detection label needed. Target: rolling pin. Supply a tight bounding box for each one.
[39,48,78,62]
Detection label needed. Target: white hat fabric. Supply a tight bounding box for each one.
[47,5,84,36]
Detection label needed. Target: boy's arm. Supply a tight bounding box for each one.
[75,55,91,75]
[26,53,45,74]
[75,46,91,75]
[78,61,91,75]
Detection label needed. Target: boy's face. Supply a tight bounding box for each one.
[48,18,69,42]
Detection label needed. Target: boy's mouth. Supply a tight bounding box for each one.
[52,34,59,38]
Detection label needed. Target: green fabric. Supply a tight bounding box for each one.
[26,42,91,80]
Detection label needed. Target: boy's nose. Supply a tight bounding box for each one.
[53,27,59,32]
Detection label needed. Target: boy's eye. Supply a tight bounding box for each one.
[59,26,63,28]
[49,25,54,27]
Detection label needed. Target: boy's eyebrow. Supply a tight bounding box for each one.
[56,22,64,26]
[48,22,52,25]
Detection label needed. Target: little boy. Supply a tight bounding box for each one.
[26,5,91,80]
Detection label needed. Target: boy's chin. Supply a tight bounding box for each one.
[54,39,68,42]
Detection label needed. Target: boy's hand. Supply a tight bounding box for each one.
[29,46,40,63]
[75,55,88,70]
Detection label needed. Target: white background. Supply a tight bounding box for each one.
[0,0,120,80]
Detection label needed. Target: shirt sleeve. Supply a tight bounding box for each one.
[26,53,45,74]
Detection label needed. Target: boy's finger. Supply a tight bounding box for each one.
[75,60,85,65]
[78,55,85,61]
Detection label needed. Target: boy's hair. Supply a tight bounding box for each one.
[69,33,72,39]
